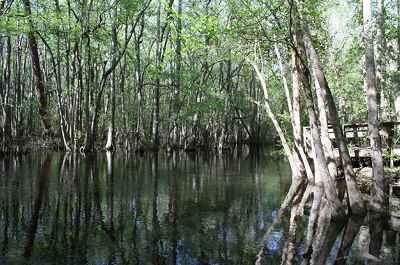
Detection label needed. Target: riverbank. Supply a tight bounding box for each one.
[0,135,272,157]
[0,136,64,156]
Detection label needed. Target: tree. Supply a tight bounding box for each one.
[22,0,53,135]
[169,0,183,150]
[105,1,118,151]
[363,0,385,211]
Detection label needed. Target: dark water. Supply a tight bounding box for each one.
[0,151,291,265]
[1,152,399,265]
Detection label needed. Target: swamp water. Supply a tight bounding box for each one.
[0,151,398,265]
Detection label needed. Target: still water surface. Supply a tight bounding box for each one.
[0,151,291,265]
[0,152,399,265]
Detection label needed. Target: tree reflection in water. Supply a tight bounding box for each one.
[0,152,398,264]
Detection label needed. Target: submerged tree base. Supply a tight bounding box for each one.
[0,135,272,158]
[0,136,65,156]
[256,166,400,265]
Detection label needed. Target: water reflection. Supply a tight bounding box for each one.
[1,152,398,264]
[23,154,52,257]
[0,152,289,264]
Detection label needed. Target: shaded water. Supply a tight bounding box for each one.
[0,151,291,265]
[0,152,399,265]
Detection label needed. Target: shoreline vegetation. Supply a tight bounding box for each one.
[0,135,274,155]
[1,0,400,264]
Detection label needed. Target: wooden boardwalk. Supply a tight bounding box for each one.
[303,122,400,222]
[303,121,400,163]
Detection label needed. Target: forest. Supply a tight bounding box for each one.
[0,0,396,154]
[1,0,400,264]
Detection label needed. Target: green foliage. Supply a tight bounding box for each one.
[383,149,400,164]
[120,0,143,14]
[0,0,399,149]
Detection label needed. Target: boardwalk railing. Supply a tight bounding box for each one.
[303,121,400,162]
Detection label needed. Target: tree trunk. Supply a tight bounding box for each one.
[134,14,146,147]
[82,0,93,152]
[290,17,343,216]
[376,0,388,120]
[363,0,385,211]
[274,44,312,182]
[105,3,118,151]
[1,37,12,146]
[315,77,338,180]
[23,0,52,135]
[152,1,162,149]
[291,49,302,147]
[249,59,304,196]
[15,36,23,138]
[301,27,365,215]
[170,0,182,150]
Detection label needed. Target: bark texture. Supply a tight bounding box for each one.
[23,0,52,135]
[363,0,385,210]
